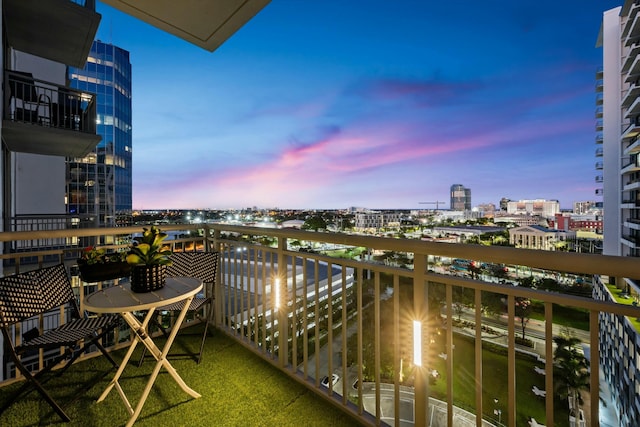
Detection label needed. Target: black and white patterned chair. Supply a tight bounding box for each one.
[0,264,119,421]
[139,251,219,365]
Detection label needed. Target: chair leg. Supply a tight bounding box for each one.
[197,319,209,365]
[3,357,71,422]
[197,300,215,364]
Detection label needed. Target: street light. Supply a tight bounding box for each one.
[493,398,502,425]
[413,320,422,367]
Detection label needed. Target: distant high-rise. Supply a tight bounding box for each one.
[66,41,132,227]
[450,184,471,211]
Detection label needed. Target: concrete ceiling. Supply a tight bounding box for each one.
[99,0,270,52]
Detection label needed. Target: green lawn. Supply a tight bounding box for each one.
[428,334,570,426]
[605,284,640,332]
[528,302,590,331]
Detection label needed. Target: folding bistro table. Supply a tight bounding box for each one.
[84,276,203,426]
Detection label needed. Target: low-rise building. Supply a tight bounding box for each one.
[354,211,402,232]
[506,199,560,218]
[508,225,575,251]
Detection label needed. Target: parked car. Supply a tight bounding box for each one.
[321,374,339,387]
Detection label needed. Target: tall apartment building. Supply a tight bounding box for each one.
[1,1,102,252]
[67,41,132,227]
[450,184,471,211]
[597,3,640,425]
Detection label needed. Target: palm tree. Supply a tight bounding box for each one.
[553,335,590,419]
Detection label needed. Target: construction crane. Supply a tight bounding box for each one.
[418,201,445,210]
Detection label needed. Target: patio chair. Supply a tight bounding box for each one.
[138,251,219,365]
[0,264,119,421]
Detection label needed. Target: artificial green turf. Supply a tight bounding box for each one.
[0,327,358,427]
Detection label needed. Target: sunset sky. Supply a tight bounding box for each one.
[95,1,620,210]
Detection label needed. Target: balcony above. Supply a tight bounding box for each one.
[3,0,101,68]
[2,70,101,157]
[99,0,270,53]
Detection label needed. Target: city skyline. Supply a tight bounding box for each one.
[95,1,619,210]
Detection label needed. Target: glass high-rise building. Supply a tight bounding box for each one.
[66,41,132,227]
[450,184,471,211]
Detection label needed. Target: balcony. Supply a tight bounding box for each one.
[2,70,101,157]
[3,0,101,68]
[0,225,639,426]
[625,136,640,155]
[595,175,603,183]
[623,80,640,107]
[596,118,603,131]
[596,92,603,106]
[596,105,603,118]
[623,44,640,74]
[624,218,640,230]
[624,11,640,47]
[595,147,603,157]
[595,161,603,170]
[622,160,640,175]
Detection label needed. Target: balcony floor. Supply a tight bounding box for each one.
[0,324,358,426]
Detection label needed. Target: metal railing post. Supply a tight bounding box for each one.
[277,235,287,367]
[413,253,428,426]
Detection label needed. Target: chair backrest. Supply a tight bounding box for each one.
[0,264,75,327]
[167,252,218,284]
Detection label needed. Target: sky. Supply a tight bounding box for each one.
[95,1,621,211]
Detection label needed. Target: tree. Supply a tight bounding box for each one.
[302,216,327,231]
[514,297,532,339]
[553,335,590,418]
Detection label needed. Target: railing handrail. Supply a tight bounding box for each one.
[0,223,638,279]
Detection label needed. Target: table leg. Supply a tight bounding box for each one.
[96,309,151,406]
[124,297,201,427]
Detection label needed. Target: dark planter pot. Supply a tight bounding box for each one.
[130,264,167,293]
[78,261,131,282]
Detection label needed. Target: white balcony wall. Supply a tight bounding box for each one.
[8,50,69,219]
[603,7,624,256]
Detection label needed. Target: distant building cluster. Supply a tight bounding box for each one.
[505,199,560,217]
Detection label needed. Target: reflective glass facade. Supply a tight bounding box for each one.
[66,41,132,226]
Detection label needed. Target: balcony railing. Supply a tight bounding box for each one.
[4,70,97,134]
[0,225,639,426]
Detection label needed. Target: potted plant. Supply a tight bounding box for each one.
[77,246,130,282]
[126,226,172,292]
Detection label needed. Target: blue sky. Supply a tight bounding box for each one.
[95,1,620,210]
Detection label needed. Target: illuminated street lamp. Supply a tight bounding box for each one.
[413,320,422,367]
